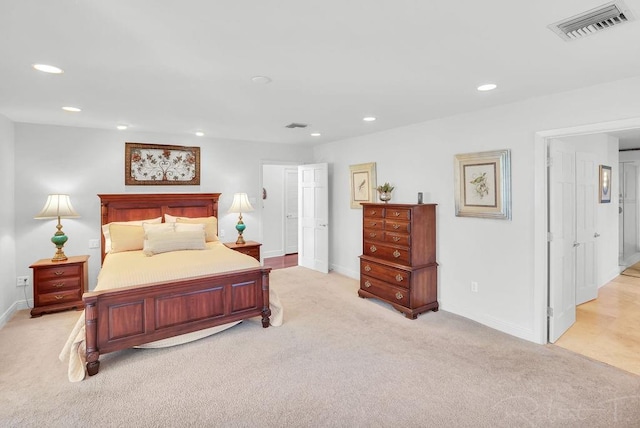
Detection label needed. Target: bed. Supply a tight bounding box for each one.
[60,193,275,381]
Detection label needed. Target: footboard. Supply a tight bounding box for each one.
[84,267,271,376]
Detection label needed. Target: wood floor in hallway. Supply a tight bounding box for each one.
[554,273,640,376]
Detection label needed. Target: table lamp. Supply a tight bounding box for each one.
[228,193,254,245]
[34,194,80,261]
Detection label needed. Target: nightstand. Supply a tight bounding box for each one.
[29,255,89,317]
[223,241,261,262]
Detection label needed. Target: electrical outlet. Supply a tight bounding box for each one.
[88,239,100,249]
[220,229,225,238]
[471,281,478,293]
[16,276,29,287]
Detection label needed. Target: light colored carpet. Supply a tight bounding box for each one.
[1,266,639,427]
[621,261,640,278]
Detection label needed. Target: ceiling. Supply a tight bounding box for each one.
[1,0,640,145]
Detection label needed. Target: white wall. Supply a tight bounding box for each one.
[313,75,640,344]
[0,114,16,326]
[14,123,313,295]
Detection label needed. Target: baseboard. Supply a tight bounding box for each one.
[329,263,358,279]
[0,299,31,330]
[263,250,285,259]
[442,303,539,344]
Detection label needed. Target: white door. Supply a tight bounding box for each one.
[575,152,598,305]
[284,168,298,254]
[298,163,329,273]
[548,141,577,343]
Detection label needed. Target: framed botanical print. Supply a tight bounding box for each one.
[349,162,377,209]
[125,142,200,185]
[599,165,612,203]
[454,149,511,219]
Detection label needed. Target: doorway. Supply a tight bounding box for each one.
[261,163,300,260]
[618,160,640,267]
[534,117,640,345]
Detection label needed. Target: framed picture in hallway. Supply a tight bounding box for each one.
[349,162,377,208]
[599,165,612,203]
[454,149,511,220]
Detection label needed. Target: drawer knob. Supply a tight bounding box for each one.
[369,232,377,238]
[371,222,377,227]
[55,295,64,300]
[395,274,403,282]
[54,283,65,288]
[392,224,400,230]
[364,281,372,288]
[370,245,377,253]
[54,270,64,276]
[393,250,401,258]
[392,236,400,242]
[394,211,400,217]
[364,265,371,272]
[370,210,376,215]
[395,292,404,300]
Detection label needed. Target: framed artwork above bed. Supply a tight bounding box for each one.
[125,142,200,185]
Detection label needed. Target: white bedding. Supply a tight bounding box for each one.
[59,242,283,382]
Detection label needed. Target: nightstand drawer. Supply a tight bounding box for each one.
[36,264,81,281]
[236,247,259,259]
[37,277,81,293]
[38,289,82,306]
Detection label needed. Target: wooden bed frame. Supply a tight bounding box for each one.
[83,193,271,376]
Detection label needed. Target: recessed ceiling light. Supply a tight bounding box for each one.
[310,132,321,137]
[62,106,81,112]
[251,76,272,84]
[195,131,205,137]
[477,83,497,91]
[363,116,376,122]
[116,125,128,130]
[33,64,64,74]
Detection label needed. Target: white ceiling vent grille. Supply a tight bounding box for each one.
[548,1,635,41]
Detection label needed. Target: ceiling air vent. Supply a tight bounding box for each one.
[285,123,308,129]
[548,1,635,41]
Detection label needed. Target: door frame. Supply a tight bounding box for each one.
[533,117,640,344]
[259,160,302,258]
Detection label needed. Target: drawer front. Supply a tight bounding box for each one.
[361,275,409,307]
[237,247,259,259]
[385,208,411,220]
[384,220,410,234]
[363,218,384,230]
[38,289,81,306]
[363,206,384,219]
[385,232,410,246]
[364,228,384,242]
[37,264,81,281]
[360,260,410,289]
[37,277,80,293]
[363,242,410,265]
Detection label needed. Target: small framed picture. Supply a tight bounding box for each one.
[349,162,377,209]
[454,149,511,220]
[599,165,612,203]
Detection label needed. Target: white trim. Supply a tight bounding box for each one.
[330,263,358,279]
[535,116,640,345]
[444,305,537,342]
[0,299,31,329]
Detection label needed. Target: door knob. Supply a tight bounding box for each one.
[594,232,600,238]
[573,241,580,247]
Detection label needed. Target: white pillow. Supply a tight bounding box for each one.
[143,230,207,256]
[102,217,162,253]
[174,222,206,234]
[143,222,175,235]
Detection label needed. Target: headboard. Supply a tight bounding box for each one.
[98,193,221,263]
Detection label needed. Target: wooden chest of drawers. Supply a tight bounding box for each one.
[30,255,89,317]
[359,203,438,319]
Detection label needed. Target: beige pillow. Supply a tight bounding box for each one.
[142,230,207,256]
[173,216,218,242]
[108,224,145,253]
[102,217,162,252]
[143,222,175,235]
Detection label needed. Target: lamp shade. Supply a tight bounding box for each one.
[227,193,254,214]
[34,194,80,219]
